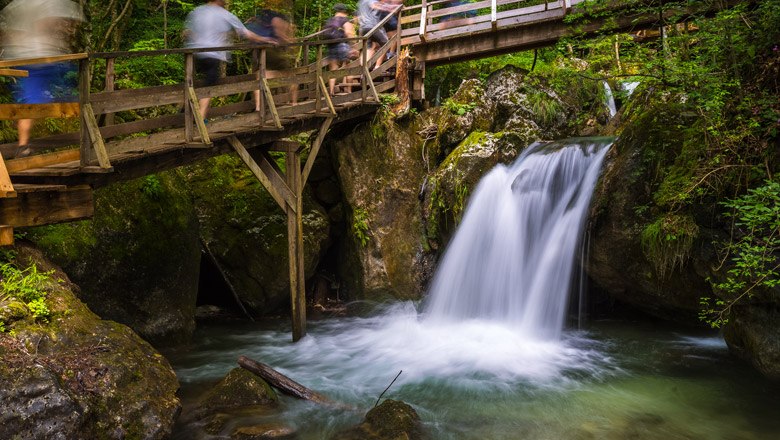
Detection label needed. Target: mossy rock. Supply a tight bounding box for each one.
[182,154,331,316]
[330,399,427,440]
[26,171,200,345]
[0,243,180,440]
[197,368,278,415]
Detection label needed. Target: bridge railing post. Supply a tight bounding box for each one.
[361,38,368,103]
[78,58,93,167]
[315,45,323,114]
[103,57,115,126]
[419,0,428,42]
[184,53,194,142]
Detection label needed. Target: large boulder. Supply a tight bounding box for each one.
[0,243,180,439]
[26,171,200,345]
[183,154,331,316]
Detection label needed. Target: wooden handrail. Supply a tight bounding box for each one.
[363,4,404,40]
[0,53,88,68]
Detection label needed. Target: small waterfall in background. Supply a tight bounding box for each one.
[424,138,612,340]
[602,81,617,118]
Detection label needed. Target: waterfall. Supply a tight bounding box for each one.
[602,81,617,118]
[424,138,612,341]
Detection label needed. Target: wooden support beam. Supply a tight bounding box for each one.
[227,136,288,212]
[491,0,498,30]
[0,225,13,246]
[363,65,380,103]
[286,145,306,342]
[0,68,28,77]
[187,87,212,145]
[0,53,87,69]
[317,76,337,116]
[260,77,282,129]
[79,58,94,167]
[81,104,112,169]
[419,0,428,42]
[0,185,93,228]
[0,103,79,120]
[0,154,16,198]
[302,117,333,186]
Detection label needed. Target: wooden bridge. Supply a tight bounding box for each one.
[0,0,740,340]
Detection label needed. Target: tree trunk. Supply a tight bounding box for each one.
[238,356,332,405]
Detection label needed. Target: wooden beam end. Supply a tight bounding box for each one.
[0,226,14,246]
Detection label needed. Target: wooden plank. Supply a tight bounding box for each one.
[79,59,92,167]
[82,104,112,169]
[260,77,282,128]
[0,225,13,246]
[227,136,288,212]
[5,148,80,173]
[302,117,333,186]
[0,154,16,198]
[317,77,337,116]
[0,185,93,228]
[187,87,212,144]
[0,68,28,77]
[363,66,380,103]
[0,103,80,120]
[103,58,116,126]
[0,53,88,68]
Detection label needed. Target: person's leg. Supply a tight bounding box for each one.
[16,119,33,156]
[329,59,339,95]
[195,57,221,119]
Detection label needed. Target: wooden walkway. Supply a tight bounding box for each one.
[0,0,743,339]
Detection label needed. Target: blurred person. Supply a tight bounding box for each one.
[324,3,358,95]
[376,0,402,60]
[441,0,476,29]
[184,0,276,119]
[357,0,390,70]
[0,0,83,158]
[245,9,298,107]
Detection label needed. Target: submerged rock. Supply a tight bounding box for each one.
[330,399,427,440]
[0,243,180,439]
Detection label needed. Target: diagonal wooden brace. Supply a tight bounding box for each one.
[186,87,211,145]
[81,103,112,169]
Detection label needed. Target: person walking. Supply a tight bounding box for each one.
[245,9,298,107]
[325,3,358,95]
[357,0,390,70]
[0,0,84,158]
[184,0,275,118]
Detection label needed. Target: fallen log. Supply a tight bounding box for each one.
[238,355,333,406]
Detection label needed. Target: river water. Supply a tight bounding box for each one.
[169,138,779,438]
[168,312,780,439]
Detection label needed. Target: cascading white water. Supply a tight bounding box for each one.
[424,138,612,340]
[603,81,617,118]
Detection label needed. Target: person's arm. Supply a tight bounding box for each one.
[225,11,276,45]
[271,17,294,44]
[343,20,356,39]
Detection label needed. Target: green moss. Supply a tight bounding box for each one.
[641,213,700,279]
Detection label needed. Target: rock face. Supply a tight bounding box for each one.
[27,171,200,345]
[0,244,180,439]
[331,399,427,440]
[329,115,429,300]
[183,155,331,316]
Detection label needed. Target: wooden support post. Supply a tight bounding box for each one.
[185,53,195,142]
[286,143,306,342]
[104,57,115,126]
[412,61,426,102]
[78,58,94,167]
[259,49,267,123]
[0,225,13,246]
[315,45,323,114]
[419,0,428,42]
[361,39,368,102]
[261,76,281,128]
[302,117,334,186]
[317,76,337,116]
[227,136,291,212]
[187,87,211,145]
[363,65,380,103]
[81,103,112,169]
[0,154,17,198]
[491,0,498,30]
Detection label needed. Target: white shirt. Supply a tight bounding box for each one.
[184,4,249,62]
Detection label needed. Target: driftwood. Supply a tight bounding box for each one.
[238,356,335,406]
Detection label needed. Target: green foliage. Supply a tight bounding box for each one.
[351,207,371,247]
[641,213,699,279]
[443,98,476,116]
[140,175,163,200]
[701,179,780,328]
[0,261,56,329]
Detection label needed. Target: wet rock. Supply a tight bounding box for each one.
[183,155,331,316]
[231,423,297,439]
[197,368,278,415]
[26,171,200,346]
[724,301,780,380]
[0,243,180,440]
[330,399,427,440]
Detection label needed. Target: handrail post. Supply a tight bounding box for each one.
[361,38,368,102]
[184,53,194,142]
[419,0,428,42]
[260,48,267,123]
[104,57,115,126]
[491,0,498,30]
[315,45,323,114]
[78,57,92,167]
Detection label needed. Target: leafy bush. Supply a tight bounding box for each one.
[701,179,780,327]
[0,261,56,329]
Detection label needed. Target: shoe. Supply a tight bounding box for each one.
[15,146,31,158]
